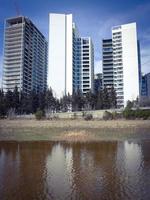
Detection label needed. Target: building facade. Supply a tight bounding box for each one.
[2,16,48,94]
[102,39,113,88]
[94,73,103,93]
[141,74,148,97]
[49,13,73,97]
[48,13,94,98]
[147,73,150,97]
[112,23,141,107]
[102,22,141,108]
[81,37,94,94]
[141,73,150,97]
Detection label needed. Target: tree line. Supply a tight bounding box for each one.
[0,86,117,118]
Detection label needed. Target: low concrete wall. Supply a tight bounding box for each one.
[14,107,150,120]
[52,109,123,119]
[15,109,122,120]
[16,114,35,120]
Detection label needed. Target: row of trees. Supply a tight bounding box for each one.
[0,86,117,117]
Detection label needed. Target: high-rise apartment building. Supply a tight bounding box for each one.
[141,73,150,97]
[147,73,150,97]
[102,39,113,88]
[102,22,141,107]
[81,37,94,94]
[112,23,141,107]
[2,16,48,94]
[49,13,73,97]
[94,73,103,93]
[73,37,94,94]
[49,13,94,98]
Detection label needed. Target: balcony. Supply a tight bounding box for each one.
[5,52,21,58]
[5,44,22,50]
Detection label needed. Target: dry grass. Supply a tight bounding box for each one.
[1,119,150,128]
[55,130,95,142]
[0,119,150,142]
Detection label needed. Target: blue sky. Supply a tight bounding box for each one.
[0,0,150,86]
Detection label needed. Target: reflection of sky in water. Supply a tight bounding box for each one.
[124,141,142,172]
[0,141,150,200]
[45,144,74,199]
[116,141,145,200]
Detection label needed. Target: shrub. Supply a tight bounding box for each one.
[73,112,77,119]
[103,111,113,120]
[84,113,93,121]
[137,109,150,120]
[123,109,150,120]
[126,100,134,109]
[111,111,118,119]
[35,110,44,120]
[53,115,59,120]
[123,109,135,119]
[112,111,123,119]
[82,111,86,117]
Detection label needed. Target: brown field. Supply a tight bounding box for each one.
[0,119,150,142]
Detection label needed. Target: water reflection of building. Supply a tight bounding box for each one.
[140,141,150,199]
[45,143,74,199]
[0,142,20,200]
[1,141,149,200]
[0,142,53,200]
[65,142,119,199]
[117,141,144,200]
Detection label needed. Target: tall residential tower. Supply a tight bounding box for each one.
[102,22,141,107]
[48,13,94,98]
[141,73,150,97]
[2,16,48,94]
[102,39,113,88]
[73,37,94,94]
[49,13,73,97]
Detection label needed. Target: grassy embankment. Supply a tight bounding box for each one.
[0,119,150,142]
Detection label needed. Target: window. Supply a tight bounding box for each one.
[83,61,89,64]
[83,39,89,44]
[83,69,89,72]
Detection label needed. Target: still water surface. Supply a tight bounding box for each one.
[0,141,150,200]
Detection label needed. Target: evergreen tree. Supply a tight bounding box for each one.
[5,90,14,111]
[19,91,27,114]
[31,90,39,113]
[0,89,6,117]
[85,91,96,110]
[96,90,103,109]
[38,91,46,111]
[55,99,60,112]
[60,93,72,112]
[109,86,117,108]
[62,95,68,112]
[103,87,110,109]
[13,86,20,113]
[72,89,84,111]
[45,88,56,112]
